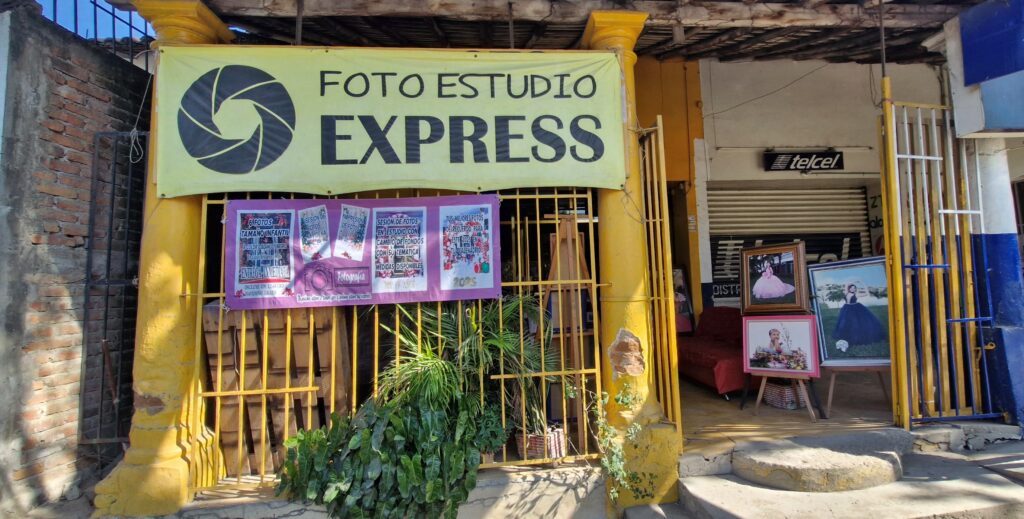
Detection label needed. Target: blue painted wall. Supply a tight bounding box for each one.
[960,0,1024,85]
[973,233,1024,424]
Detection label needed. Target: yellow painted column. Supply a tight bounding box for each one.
[92,1,233,517]
[584,11,680,513]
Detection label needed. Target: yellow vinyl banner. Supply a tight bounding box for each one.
[154,46,627,197]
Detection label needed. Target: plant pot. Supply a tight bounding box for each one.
[516,427,566,460]
[481,451,495,464]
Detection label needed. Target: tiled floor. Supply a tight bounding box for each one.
[681,369,895,456]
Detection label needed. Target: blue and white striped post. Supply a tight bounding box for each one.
[974,137,1024,425]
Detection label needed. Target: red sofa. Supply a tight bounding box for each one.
[678,306,746,395]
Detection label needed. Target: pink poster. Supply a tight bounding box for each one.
[225,195,500,310]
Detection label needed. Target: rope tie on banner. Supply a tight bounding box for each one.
[129,49,156,164]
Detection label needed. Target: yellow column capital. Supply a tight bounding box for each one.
[582,11,648,58]
[132,0,234,45]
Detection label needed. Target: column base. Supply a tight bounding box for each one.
[92,454,190,517]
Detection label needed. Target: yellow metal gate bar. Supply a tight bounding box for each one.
[185,188,605,491]
[880,78,1000,427]
[640,116,683,436]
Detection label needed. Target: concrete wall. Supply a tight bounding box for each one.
[699,59,942,188]
[0,5,149,513]
[1007,138,1024,180]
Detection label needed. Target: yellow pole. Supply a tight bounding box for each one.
[584,11,680,513]
[880,77,911,429]
[92,1,233,516]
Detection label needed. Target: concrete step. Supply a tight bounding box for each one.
[912,422,1022,453]
[731,429,913,492]
[624,502,693,519]
[678,447,1024,519]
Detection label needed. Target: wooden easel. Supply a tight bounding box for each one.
[823,365,890,419]
[752,373,818,423]
[541,217,592,447]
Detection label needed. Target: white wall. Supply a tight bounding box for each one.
[699,59,943,188]
[1006,138,1024,180]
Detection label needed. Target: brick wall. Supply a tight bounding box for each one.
[0,5,149,513]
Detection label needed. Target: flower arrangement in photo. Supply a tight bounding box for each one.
[749,325,808,371]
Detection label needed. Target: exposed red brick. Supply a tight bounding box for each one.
[41,120,65,133]
[52,58,91,83]
[55,198,88,214]
[65,151,90,165]
[66,77,112,103]
[50,110,84,127]
[40,131,88,153]
[59,223,88,237]
[36,183,78,200]
[44,158,83,175]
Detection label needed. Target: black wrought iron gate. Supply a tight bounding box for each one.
[79,131,147,470]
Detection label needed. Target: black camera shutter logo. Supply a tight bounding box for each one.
[177,65,296,174]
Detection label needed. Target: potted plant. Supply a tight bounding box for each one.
[476,404,508,464]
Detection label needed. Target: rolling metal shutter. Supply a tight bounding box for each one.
[708,188,871,239]
[707,188,873,303]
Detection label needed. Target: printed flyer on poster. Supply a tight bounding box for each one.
[225,195,501,310]
[440,205,495,291]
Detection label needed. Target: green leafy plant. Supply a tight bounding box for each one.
[381,294,556,435]
[475,404,509,454]
[279,294,555,517]
[279,399,491,517]
[561,383,654,504]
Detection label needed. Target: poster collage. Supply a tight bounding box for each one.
[226,195,501,310]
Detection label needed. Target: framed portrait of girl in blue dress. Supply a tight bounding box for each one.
[807,257,891,366]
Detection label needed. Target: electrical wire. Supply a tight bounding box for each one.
[703,62,830,118]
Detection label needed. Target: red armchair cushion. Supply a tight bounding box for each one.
[679,306,745,395]
[693,307,742,343]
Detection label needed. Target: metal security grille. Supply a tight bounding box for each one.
[880,92,1001,426]
[80,131,147,470]
[186,188,603,491]
[39,0,155,71]
[640,116,682,435]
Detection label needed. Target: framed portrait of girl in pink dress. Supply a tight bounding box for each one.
[740,242,810,314]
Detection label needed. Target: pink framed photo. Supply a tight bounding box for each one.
[743,315,820,378]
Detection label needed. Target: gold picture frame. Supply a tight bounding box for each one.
[740,242,810,314]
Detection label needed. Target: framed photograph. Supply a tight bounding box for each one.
[743,315,820,378]
[807,257,891,367]
[740,242,810,314]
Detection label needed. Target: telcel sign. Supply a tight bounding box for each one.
[763,150,844,172]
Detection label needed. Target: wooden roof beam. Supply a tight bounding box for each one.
[428,18,451,47]
[658,28,751,58]
[712,27,803,59]
[754,29,875,59]
[784,30,922,60]
[202,1,961,29]
[359,16,413,45]
[319,17,387,46]
[523,24,548,48]
[729,28,853,59]
[248,16,336,45]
